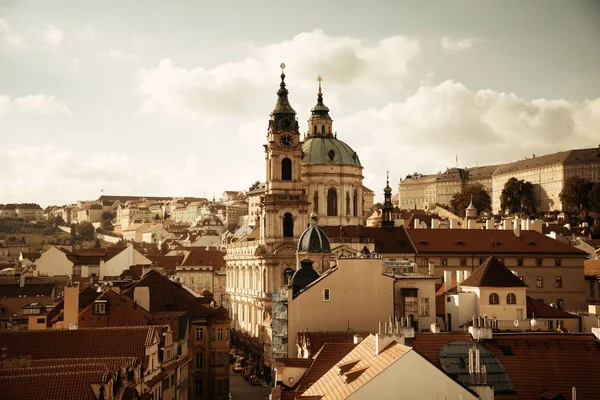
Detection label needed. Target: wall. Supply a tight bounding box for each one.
[287,258,394,357]
[36,246,73,277]
[97,233,121,244]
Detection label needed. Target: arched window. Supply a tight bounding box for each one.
[353,189,358,216]
[283,212,293,237]
[345,192,350,215]
[506,293,516,304]
[262,269,267,293]
[489,293,500,305]
[281,158,292,181]
[313,191,319,213]
[327,188,337,216]
[321,125,325,134]
[283,268,294,286]
[313,125,317,135]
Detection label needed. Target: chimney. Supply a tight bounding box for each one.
[463,270,470,282]
[134,286,150,311]
[19,273,25,288]
[63,286,79,330]
[513,218,520,237]
[428,262,434,276]
[443,270,452,292]
[456,270,463,292]
[414,218,420,229]
[485,217,495,230]
[375,319,405,355]
[431,219,439,229]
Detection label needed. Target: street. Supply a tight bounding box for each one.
[229,366,271,400]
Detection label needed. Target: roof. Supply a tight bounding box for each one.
[0,326,159,361]
[302,136,361,167]
[180,249,225,269]
[526,297,578,319]
[0,370,111,400]
[147,255,184,273]
[584,259,600,278]
[0,281,55,297]
[297,331,370,357]
[301,334,411,399]
[298,215,331,253]
[77,289,153,328]
[461,256,528,288]
[411,332,474,368]
[408,229,587,255]
[295,343,357,394]
[494,147,600,176]
[30,356,139,371]
[321,225,417,254]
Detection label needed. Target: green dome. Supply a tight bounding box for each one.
[298,213,331,253]
[301,137,361,167]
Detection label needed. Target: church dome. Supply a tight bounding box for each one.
[301,137,361,167]
[291,258,320,297]
[298,213,331,253]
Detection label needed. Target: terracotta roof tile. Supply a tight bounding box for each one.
[30,356,139,371]
[147,255,184,273]
[526,297,578,319]
[0,363,109,377]
[295,343,357,394]
[77,289,153,328]
[297,331,370,356]
[461,256,528,288]
[321,225,416,254]
[411,332,473,368]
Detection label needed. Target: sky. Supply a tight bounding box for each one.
[1,0,600,206]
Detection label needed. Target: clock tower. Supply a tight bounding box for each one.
[261,64,309,244]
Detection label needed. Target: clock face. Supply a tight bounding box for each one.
[279,133,294,148]
[278,118,292,130]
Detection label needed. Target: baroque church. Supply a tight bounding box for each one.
[225,66,377,373]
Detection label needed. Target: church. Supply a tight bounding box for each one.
[224,66,381,374]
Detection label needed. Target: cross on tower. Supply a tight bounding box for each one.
[317,75,323,93]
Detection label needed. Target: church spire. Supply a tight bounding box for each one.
[382,171,395,231]
[271,63,296,116]
[307,75,333,138]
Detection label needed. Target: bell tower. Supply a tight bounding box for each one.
[261,64,309,244]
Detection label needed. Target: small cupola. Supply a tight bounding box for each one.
[291,258,320,298]
[307,75,333,138]
[298,212,331,253]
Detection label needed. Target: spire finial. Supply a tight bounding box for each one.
[317,75,323,94]
[386,170,390,186]
[280,62,286,85]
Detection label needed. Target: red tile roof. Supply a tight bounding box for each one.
[408,229,587,255]
[77,289,152,328]
[147,255,184,273]
[0,363,108,377]
[297,331,370,357]
[180,249,225,269]
[275,358,314,368]
[0,370,111,400]
[0,326,159,361]
[321,225,416,254]
[411,332,473,368]
[30,356,139,371]
[295,343,357,394]
[526,297,578,319]
[584,260,600,278]
[0,281,55,297]
[461,256,528,288]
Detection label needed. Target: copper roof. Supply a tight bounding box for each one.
[461,256,528,288]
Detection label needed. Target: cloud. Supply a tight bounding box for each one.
[109,49,139,60]
[440,36,486,51]
[0,94,72,117]
[336,80,600,190]
[43,23,65,47]
[0,18,27,48]
[135,30,420,120]
[0,145,262,206]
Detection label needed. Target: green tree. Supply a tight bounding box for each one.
[52,215,65,227]
[559,176,594,212]
[500,178,536,216]
[76,222,96,242]
[450,184,492,217]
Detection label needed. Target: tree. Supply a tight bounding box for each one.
[52,215,65,227]
[75,222,96,242]
[450,184,491,217]
[559,176,594,212]
[500,178,536,216]
[94,238,102,248]
[590,182,600,213]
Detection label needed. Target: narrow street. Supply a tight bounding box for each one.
[229,365,271,400]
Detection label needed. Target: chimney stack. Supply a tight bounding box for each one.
[514,217,520,237]
[456,270,463,292]
[19,273,25,288]
[134,287,151,311]
[443,270,452,292]
[428,262,434,276]
[63,285,79,330]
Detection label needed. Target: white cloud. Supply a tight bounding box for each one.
[135,30,420,120]
[0,94,72,117]
[440,36,486,51]
[43,23,65,47]
[336,80,600,191]
[0,18,27,48]
[109,49,139,60]
[69,58,80,69]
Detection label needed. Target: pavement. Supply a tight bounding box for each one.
[229,365,271,400]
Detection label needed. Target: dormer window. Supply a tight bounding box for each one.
[93,300,107,315]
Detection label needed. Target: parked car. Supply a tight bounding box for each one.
[232,363,243,373]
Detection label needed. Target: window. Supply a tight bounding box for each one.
[281,158,292,181]
[555,276,563,288]
[547,320,553,330]
[419,298,430,316]
[195,327,204,340]
[323,288,330,302]
[506,293,516,304]
[460,258,467,267]
[283,213,293,237]
[313,191,319,213]
[441,258,448,267]
[217,328,223,340]
[489,293,500,305]
[93,301,106,315]
[555,258,562,266]
[36,318,45,324]
[195,351,203,369]
[421,258,429,267]
[327,188,337,216]
[536,258,543,267]
[536,276,543,288]
[353,190,358,217]
[517,258,524,267]
[195,379,203,395]
[590,281,595,298]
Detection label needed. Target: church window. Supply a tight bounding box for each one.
[327,189,338,216]
[283,213,293,237]
[345,192,350,215]
[321,125,325,135]
[328,149,335,161]
[282,158,292,181]
[313,125,317,135]
[353,190,358,216]
[313,191,319,213]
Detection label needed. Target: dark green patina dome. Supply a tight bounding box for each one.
[301,137,361,167]
[297,213,331,253]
